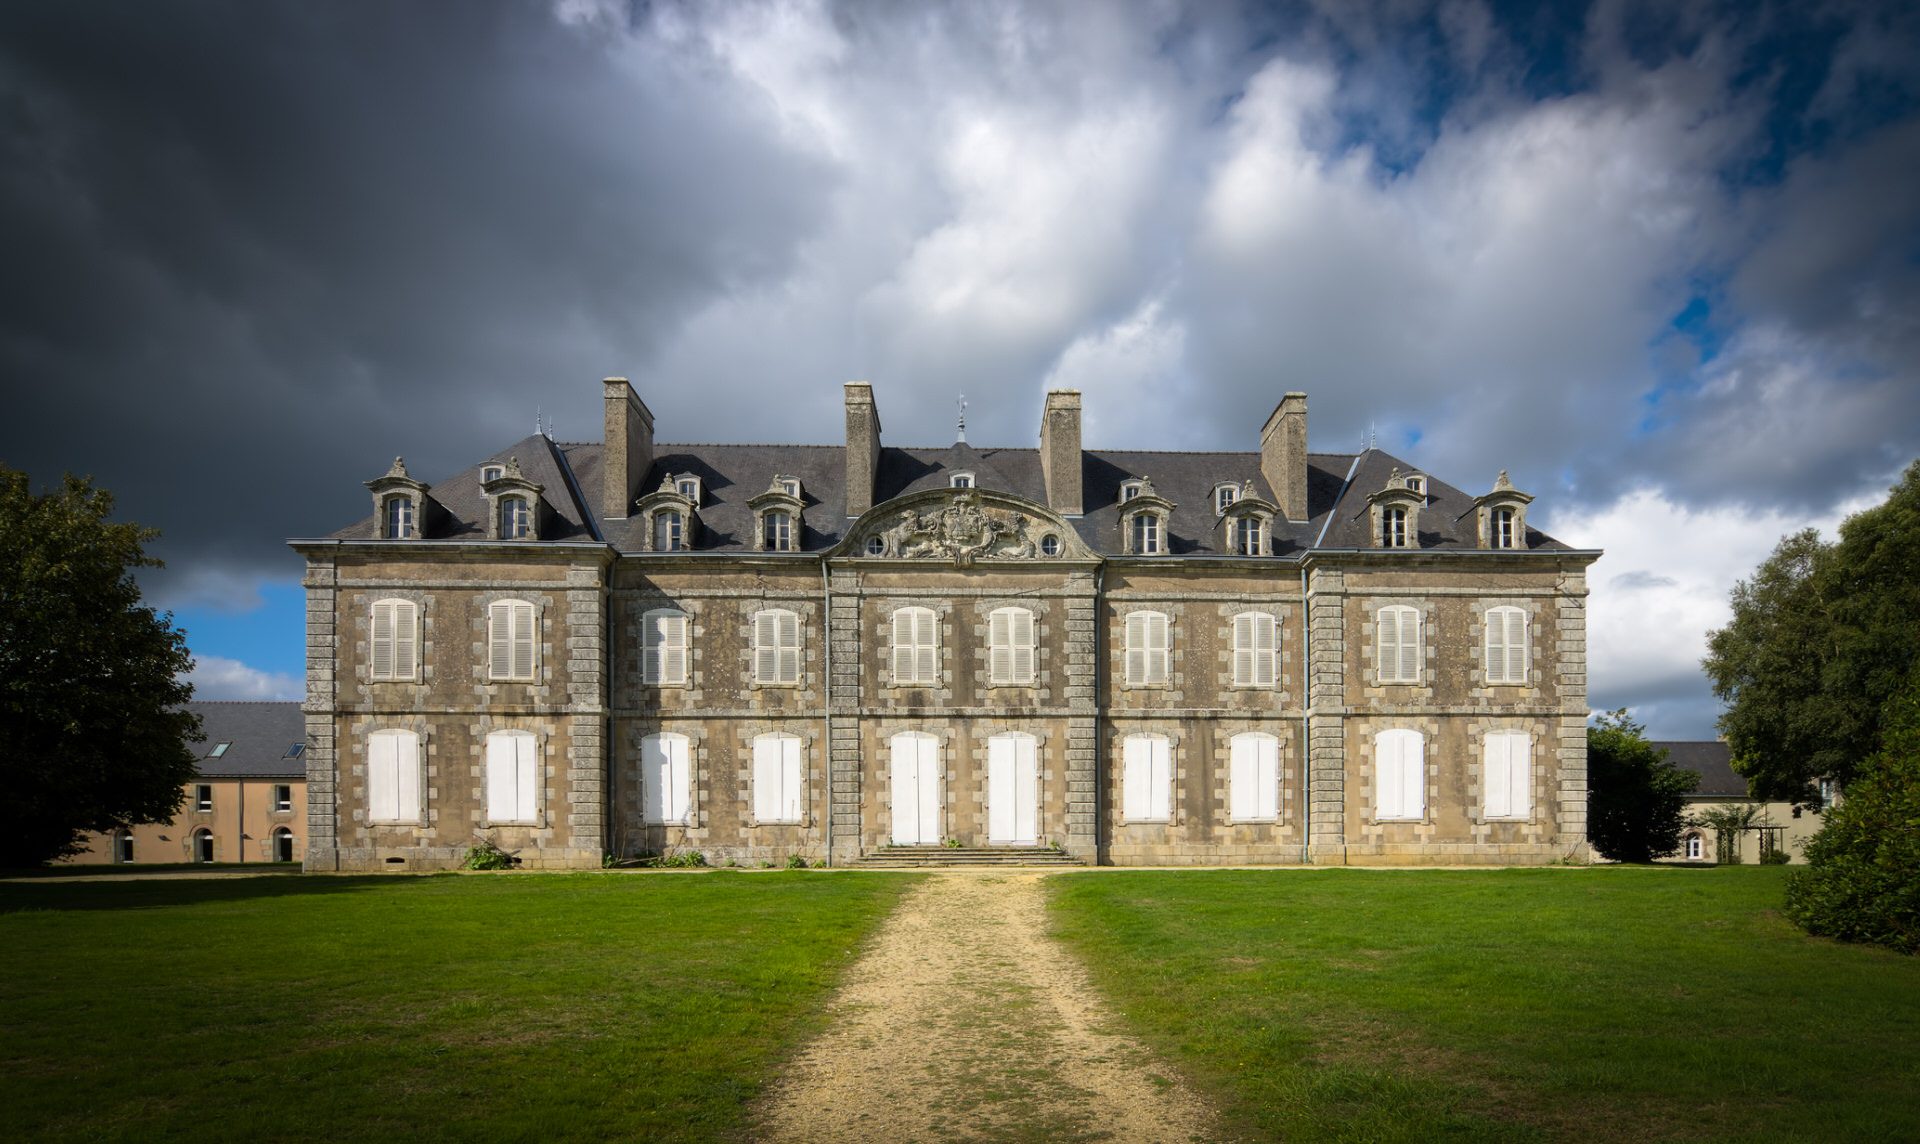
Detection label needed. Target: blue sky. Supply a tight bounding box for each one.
[2,0,1917,734]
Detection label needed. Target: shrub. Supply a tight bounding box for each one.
[784,854,808,869]
[646,849,707,869]
[1784,685,1920,953]
[1761,848,1792,866]
[463,839,517,870]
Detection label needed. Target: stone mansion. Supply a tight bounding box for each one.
[291,380,1598,870]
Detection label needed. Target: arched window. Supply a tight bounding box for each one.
[1685,833,1704,861]
[272,827,295,863]
[763,510,795,552]
[1374,729,1425,820]
[1376,605,1422,684]
[369,598,418,682]
[988,607,1036,686]
[1124,611,1170,686]
[1229,732,1280,822]
[485,730,539,824]
[1121,734,1172,822]
[367,729,422,824]
[385,495,415,539]
[488,599,538,682]
[1130,512,1162,554]
[642,733,691,825]
[891,607,938,685]
[1232,612,1278,687]
[1382,506,1408,548]
[753,609,802,685]
[1483,731,1532,819]
[1484,606,1528,685]
[641,608,688,685]
[752,733,803,824]
[1234,516,1263,556]
[113,829,134,864]
[1493,506,1517,549]
[653,509,683,552]
[192,828,215,863]
[500,496,531,540]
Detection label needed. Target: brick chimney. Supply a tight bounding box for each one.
[844,382,882,517]
[1039,390,1084,516]
[601,377,654,521]
[1259,392,1308,521]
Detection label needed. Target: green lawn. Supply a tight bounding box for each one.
[1048,867,1920,1143]
[0,871,916,1143]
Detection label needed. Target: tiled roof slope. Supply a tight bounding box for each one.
[189,702,307,779]
[318,436,1572,556]
[1652,741,1748,799]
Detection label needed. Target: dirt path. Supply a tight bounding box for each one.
[755,872,1219,1143]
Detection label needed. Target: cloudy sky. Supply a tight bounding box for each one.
[3,0,1916,736]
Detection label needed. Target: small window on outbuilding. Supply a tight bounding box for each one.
[114,830,134,864]
[208,742,230,759]
[273,784,292,812]
[284,742,305,759]
[196,784,214,814]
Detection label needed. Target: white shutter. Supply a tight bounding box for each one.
[512,603,536,681]
[1254,613,1276,686]
[661,613,686,684]
[1403,610,1423,683]
[1124,612,1147,686]
[369,730,420,823]
[778,610,801,683]
[1230,733,1279,821]
[1149,736,1171,820]
[515,735,537,821]
[1376,730,1424,819]
[393,601,417,679]
[1380,607,1420,684]
[1122,736,1152,820]
[780,735,802,822]
[1232,614,1254,687]
[753,735,783,821]
[754,612,779,684]
[489,603,513,680]
[989,609,1012,686]
[893,608,934,684]
[1505,609,1528,683]
[487,732,517,820]
[918,609,938,684]
[1011,609,1034,684]
[371,602,395,680]
[1484,732,1530,818]
[1147,613,1169,685]
[643,734,690,824]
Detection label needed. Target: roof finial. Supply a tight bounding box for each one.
[956,393,967,444]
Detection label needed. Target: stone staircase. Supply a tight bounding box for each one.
[856,844,1085,868]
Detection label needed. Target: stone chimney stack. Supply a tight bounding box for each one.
[1039,390,1084,516]
[844,382,882,517]
[601,377,654,521]
[1259,392,1309,521]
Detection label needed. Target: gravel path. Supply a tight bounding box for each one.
[755,872,1219,1143]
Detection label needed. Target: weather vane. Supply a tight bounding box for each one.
[956,393,967,444]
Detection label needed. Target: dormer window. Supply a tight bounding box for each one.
[1493,507,1517,549]
[1234,516,1263,556]
[764,510,795,552]
[1120,479,1144,502]
[675,475,702,503]
[1405,474,1426,498]
[949,472,974,489]
[1472,471,1534,551]
[654,509,685,552]
[778,477,801,498]
[1383,507,1409,548]
[499,497,531,540]
[1214,484,1239,514]
[385,496,415,540]
[1131,512,1161,554]
[481,465,505,483]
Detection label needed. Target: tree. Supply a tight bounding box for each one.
[1587,709,1697,863]
[1705,460,1920,798]
[0,468,200,865]
[1784,682,1920,953]
[1692,803,1761,865]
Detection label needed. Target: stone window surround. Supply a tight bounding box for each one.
[1472,600,1537,689]
[483,595,543,684]
[1470,719,1543,825]
[351,719,435,831]
[640,605,691,687]
[634,482,700,553]
[635,726,703,829]
[966,726,1052,843]
[882,601,950,690]
[1115,728,1183,826]
[748,606,805,688]
[1367,598,1434,689]
[875,724,951,845]
[357,589,432,686]
[1222,728,1286,825]
[1123,506,1170,555]
[739,725,815,828]
[1227,607,1283,690]
[473,722,551,829]
[983,604,1039,688]
[1360,719,1439,827]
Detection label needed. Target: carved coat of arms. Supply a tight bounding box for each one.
[875,492,1042,565]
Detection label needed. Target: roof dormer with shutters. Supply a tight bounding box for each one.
[1470,470,1535,550]
[364,456,441,540]
[747,475,806,553]
[480,456,548,541]
[634,475,700,552]
[1365,468,1425,549]
[1119,477,1175,556]
[1217,480,1278,556]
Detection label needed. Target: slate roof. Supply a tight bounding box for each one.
[190,702,307,779]
[314,434,1574,557]
[1652,740,1750,799]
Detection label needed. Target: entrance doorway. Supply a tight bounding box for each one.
[987,733,1038,845]
[193,828,214,863]
[889,732,941,844]
[273,827,295,863]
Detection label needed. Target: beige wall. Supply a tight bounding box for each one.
[1670,798,1827,864]
[66,778,306,865]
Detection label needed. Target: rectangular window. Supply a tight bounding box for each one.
[1236,516,1262,556]
[753,609,802,685]
[1383,507,1407,547]
[273,784,292,813]
[1229,733,1281,822]
[1232,612,1278,687]
[764,511,794,551]
[988,607,1036,686]
[1377,606,1422,684]
[1375,730,1425,820]
[488,600,537,681]
[1215,485,1238,513]
[366,730,422,824]
[1124,611,1170,686]
[486,731,538,823]
[891,607,938,685]
[386,496,414,539]
[1494,507,1516,548]
[1482,731,1531,819]
[642,734,691,824]
[1484,607,1528,684]
[195,784,213,812]
[752,734,803,823]
[370,599,418,681]
[653,510,682,551]
[1131,513,1160,554]
[1121,736,1172,822]
[641,609,688,686]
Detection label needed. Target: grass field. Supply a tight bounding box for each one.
[1048,866,1920,1142]
[0,871,915,1143]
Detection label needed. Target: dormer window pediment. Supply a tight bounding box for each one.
[1119,480,1176,556]
[634,475,701,552]
[365,456,436,540]
[1364,470,1426,550]
[1471,470,1535,550]
[747,476,806,552]
[1218,490,1278,555]
[480,456,548,541]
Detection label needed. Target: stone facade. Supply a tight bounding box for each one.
[292,381,1598,870]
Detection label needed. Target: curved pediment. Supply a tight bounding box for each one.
[833,488,1095,565]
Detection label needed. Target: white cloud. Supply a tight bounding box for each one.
[185,656,303,702]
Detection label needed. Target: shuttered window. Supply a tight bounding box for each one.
[369,599,418,681]
[1482,731,1531,819]
[485,730,538,823]
[641,609,688,685]
[1376,605,1422,684]
[1484,606,1528,685]
[1232,612,1278,687]
[891,607,938,685]
[641,733,691,824]
[1375,729,1425,820]
[1229,732,1281,822]
[488,600,537,681]
[367,729,421,824]
[1123,610,1170,686]
[1121,735,1172,822]
[752,733,803,823]
[752,609,802,685]
[988,607,1036,686]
